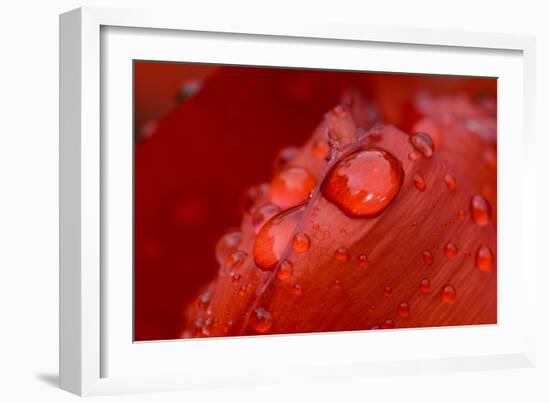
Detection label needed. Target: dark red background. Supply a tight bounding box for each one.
[134,62,496,341]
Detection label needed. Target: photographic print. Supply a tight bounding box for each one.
[133,63,497,341]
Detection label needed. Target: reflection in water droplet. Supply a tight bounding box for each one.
[254,205,305,270]
[445,242,458,260]
[356,254,369,267]
[441,285,456,304]
[277,260,294,280]
[215,230,243,265]
[269,166,316,209]
[321,148,404,218]
[398,302,410,317]
[410,132,434,158]
[444,173,457,191]
[226,250,247,270]
[470,195,491,226]
[476,245,494,272]
[292,232,311,253]
[334,247,349,262]
[422,251,433,266]
[414,174,426,191]
[420,278,431,294]
[251,307,273,333]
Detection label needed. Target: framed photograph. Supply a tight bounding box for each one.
[60,7,537,396]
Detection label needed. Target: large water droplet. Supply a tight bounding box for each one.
[215,230,243,265]
[251,204,280,233]
[398,302,410,317]
[414,174,426,191]
[277,260,294,280]
[334,247,349,262]
[410,132,434,158]
[253,204,305,271]
[292,232,311,253]
[476,245,494,272]
[269,166,316,209]
[440,285,456,304]
[445,242,458,260]
[321,148,404,218]
[470,195,491,226]
[251,307,273,333]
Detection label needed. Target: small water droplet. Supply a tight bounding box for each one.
[273,146,298,171]
[254,205,305,270]
[410,132,434,158]
[223,320,234,334]
[422,251,433,266]
[384,286,393,298]
[356,254,369,267]
[238,284,248,296]
[292,232,311,252]
[483,147,497,169]
[382,319,394,329]
[408,151,421,161]
[230,272,241,285]
[215,230,243,265]
[322,230,331,240]
[241,183,269,213]
[226,250,247,269]
[339,228,348,237]
[470,195,491,226]
[440,285,456,304]
[444,174,457,191]
[414,174,426,191]
[370,324,381,330]
[312,139,330,160]
[334,247,349,262]
[251,204,280,233]
[445,242,458,260]
[334,280,343,290]
[457,210,465,221]
[311,223,320,233]
[195,289,212,309]
[420,278,431,294]
[251,307,273,333]
[292,284,303,296]
[269,166,316,209]
[321,148,404,218]
[476,245,494,272]
[398,302,410,317]
[277,260,294,280]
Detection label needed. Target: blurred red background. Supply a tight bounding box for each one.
[134,61,496,341]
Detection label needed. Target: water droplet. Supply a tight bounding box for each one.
[457,210,465,221]
[241,183,269,213]
[292,284,303,296]
[382,319,394,329]
[414,174,426,191]
[195,289,212,309]
[445,242,458,260]
[470,195,491,226]
[226,250,247,270]
[444,173,457,191]
[277,260,294,280]
[254,205,305,270]
[420,279,431,294]
[334,280,343,290]
[440,285,456,304]
[356,254,369,267]
[334,247,349,262]
[251,307,273,333]
[483,147,497,169]
[321,148,404,218]
[312,139,329,160]
[410,132,434,158]
[223,320,234,334]
[238,284,248,296]
[322,230,331,240]
[292,232,311,252]
[230,272,241,285]
[339,228,348,237]
[422,251,433,266]
[476,245,494,272]
[215,230,243,265]
[398,302,410,317]
[251,204,280,233]
[269,166,316,209]
[311,223,320,233]
[273,146,298,171]
[370,324,381,330]
[384,286,393,298]
[408,151,421,161]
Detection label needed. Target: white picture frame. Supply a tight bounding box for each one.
[60,6,537,396]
